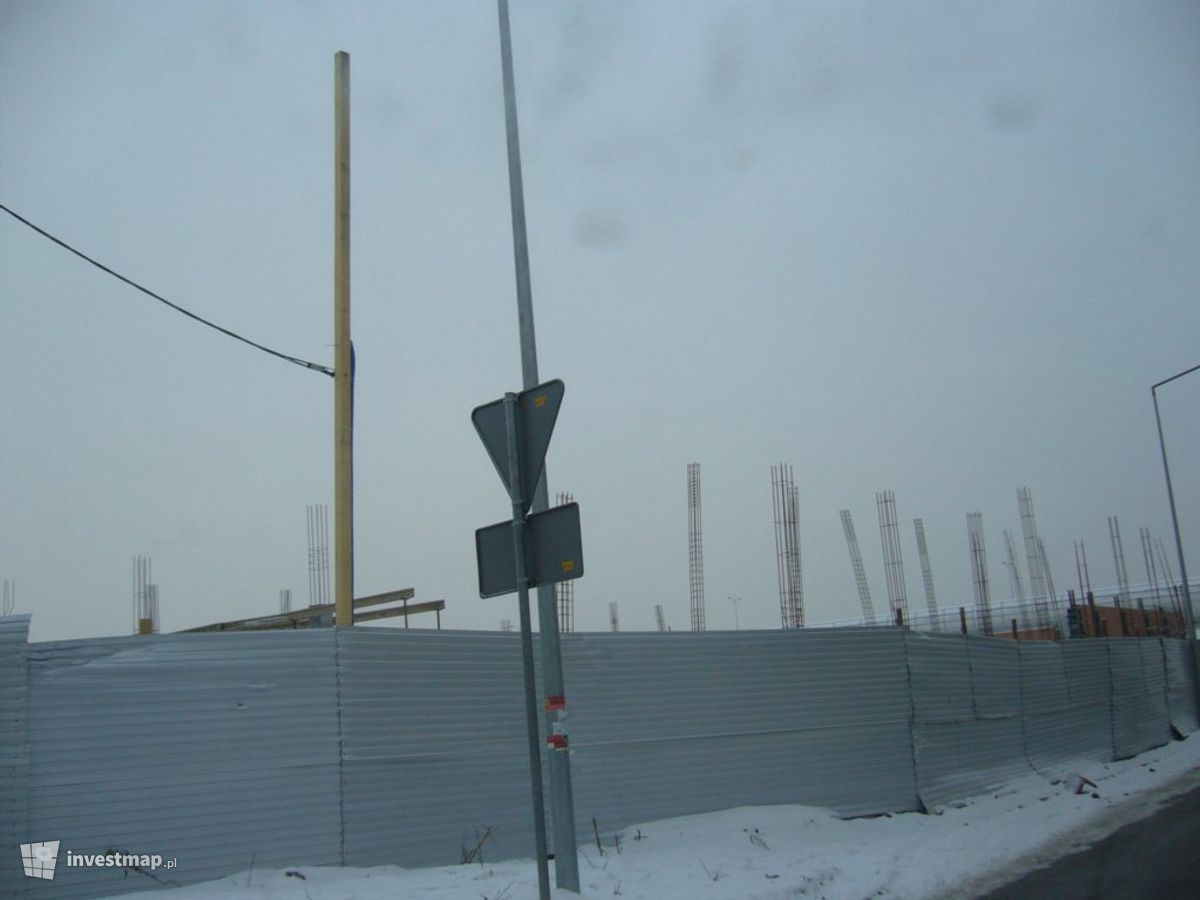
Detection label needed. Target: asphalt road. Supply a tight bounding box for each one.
[983,781,1200,899]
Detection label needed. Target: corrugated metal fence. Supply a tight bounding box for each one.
[0,614,1196,898]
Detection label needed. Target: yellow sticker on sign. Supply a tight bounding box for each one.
[561,559,575,572]
[534,394,547,407]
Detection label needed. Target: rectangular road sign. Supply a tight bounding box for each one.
[472,379,564,512]
[476,502,583,598]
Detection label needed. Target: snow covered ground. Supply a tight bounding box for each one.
[104,734,1200,900]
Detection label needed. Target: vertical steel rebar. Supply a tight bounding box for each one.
[841,510,876,625]
[687,463,705,631]
[785,483,804,627]
[771,466,787,626]
[914,518,940,632]
[1074,540,1092,601]
[1108,515,1131,602]
[876,490,909,627]
[772,465,803,628]
[1140,527,1163,606]
[967,512,994,636]
[1018,487,1051,628]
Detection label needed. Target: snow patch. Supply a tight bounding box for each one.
[100,734,1200,900]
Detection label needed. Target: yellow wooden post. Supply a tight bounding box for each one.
[334,50,354,628]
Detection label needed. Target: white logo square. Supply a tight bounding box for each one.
[20,840,60,879]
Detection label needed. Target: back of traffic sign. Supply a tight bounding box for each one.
[475,502,584,598]
[472,379,564,511]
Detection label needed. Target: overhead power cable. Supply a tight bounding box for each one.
[1,203,334,377]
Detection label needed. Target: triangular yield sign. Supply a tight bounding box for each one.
[471,379,564,514]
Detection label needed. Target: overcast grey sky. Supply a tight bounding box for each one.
[2,1,1198,642]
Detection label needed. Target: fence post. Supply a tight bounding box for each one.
[959,607,968,635]
[1159,636,1174,736]
[1104,638,1117,760]
[900,631,925,811]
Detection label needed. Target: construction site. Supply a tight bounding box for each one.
[2,3,1198,898]
[2,460,1195,899]
[112,465,1193,647]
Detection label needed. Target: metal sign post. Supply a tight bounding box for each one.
[494,1,582,890]
[474,380,583,899]
[502,393,551,900]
